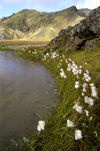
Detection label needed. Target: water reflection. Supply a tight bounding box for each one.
[0,51,58,150]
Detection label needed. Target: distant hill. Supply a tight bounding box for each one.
[0,6,91,41]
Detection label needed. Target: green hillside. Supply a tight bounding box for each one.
[0,6,90,41]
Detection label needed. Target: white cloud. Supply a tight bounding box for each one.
[1,0,100,14]
[77,0,100,9]
[1,0,52,11]
[1,0,78,11]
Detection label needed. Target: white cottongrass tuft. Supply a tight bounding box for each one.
[90,83,97,98]
[65,59,68,63]
[84,96,94,106]
[71,62,79,76]
[37,121,45,132]
[67,63,71,71]
[68,58,72,62]
[91,89,97,98]
[80,65,82,69]
[86,70,89,74]
[91,89,97,97]
[83,73,91,82]
[90,117,93,121]
[82,83,88,92]
[67,120,75,127]
[60,69,66,78]
[75,129,83,140]
[77,76,79,79]
[82,92,85,96]
[79,69,82,74]
[72,68,78,76]
[44,55,46,60]
[75,81,79,89]
[84,110,89,116]
[32,51,37,54]
[73,102,83,114]
[51,52,59,59]
[95,132,98,137]
[90,83,95,87]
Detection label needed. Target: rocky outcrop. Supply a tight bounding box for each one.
[85,38,99,51]
[69,6,100,50]
[49,26,73,48]
[67,6,77,12]
[49,6,100,51]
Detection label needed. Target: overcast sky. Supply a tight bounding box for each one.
[0,0,100,18]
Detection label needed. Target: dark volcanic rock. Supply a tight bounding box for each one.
[49,26,73,48]
[49,6,100,51]
[67,6,77,12]
[70,6,100,50]
[85,38,99,51]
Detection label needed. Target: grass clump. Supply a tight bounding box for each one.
[12,44,100,151]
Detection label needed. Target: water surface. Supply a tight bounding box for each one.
[0,51,58,150]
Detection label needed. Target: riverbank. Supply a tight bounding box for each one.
[0,41,48,52]
[5,41,100,150]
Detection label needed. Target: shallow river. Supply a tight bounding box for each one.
[0,51,58,150]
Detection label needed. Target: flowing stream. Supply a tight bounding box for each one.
[0,51,58,150]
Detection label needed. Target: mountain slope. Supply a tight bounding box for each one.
[0,6,90,41]
[49,6,100,50]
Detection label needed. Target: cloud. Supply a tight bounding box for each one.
[1,0,99,18]
[77,0,100,9]
[1,0,60,7]
[1,0,79,11]
[1,0,60,11]
[1,0,100,11]
[1,0,80,17]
